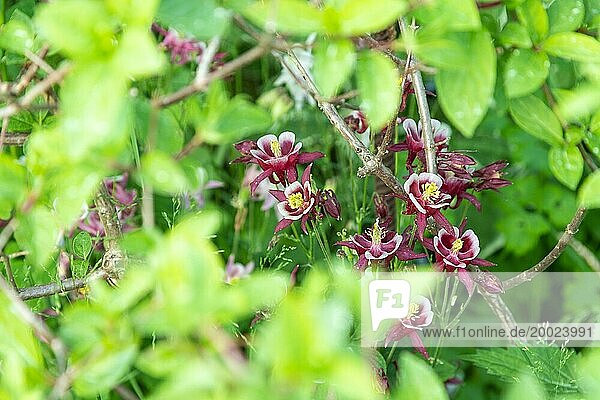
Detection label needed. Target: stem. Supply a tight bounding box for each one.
[18,270,108,301]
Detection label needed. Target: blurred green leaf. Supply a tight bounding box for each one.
[334,0,407,36]
[516,0,549,43]
[396,352,449,400]
[0,10,37,54]
[73,231,93,259]
[541,32,600,63]
[0,155,26,219]
[509,95,563,146]
[240,0,325,35]
[35,0,116,60]
[141,151,189,194]
[504,373,547,400]
[548,0,585,34]
[356,50,400,132]
[504,49,549,98]
[412,0,481,33]
[548,145,583,190]
[71,259,89,280]
[578,170,600,209]
[106,0,160,26]
[313,38,356,98]
[498,22,533,48]
[14,207,59,267]
[409,31,472,69]
[436,30,496,137]
[157,0,232,40]
[113,27,165,78]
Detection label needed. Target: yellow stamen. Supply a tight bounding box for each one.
[422,182,440,202]
[371,221,383,245]
[287,192,304,209]
[451,239,463,255]
[270,140,282,157]
[407,302,419,318]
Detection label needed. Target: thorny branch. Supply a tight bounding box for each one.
[18,269,108,301]
[94,184,126,281]
[0,63,71,119]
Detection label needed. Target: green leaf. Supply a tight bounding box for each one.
[412,0,481,33]
[504,49,549,98]
[334,0,407,36]
[541,32,600,63]
[0,155,26,219]
[578,170,600,209]
[0,10,37,54]
[157,0,232,39]
[241,0,325,35]
[112,27,165,78]
[73,231,93,259]
[396,352,449,400]
[106,0,160,26]
[313,39,356,98]
[436,30,496,137]
[356,50,400,131]
[548,0,585,34]
[498,22,533,48]
[71,259,89,280]
[516,0,549,43]
[14,207,59,267]
[463,347,579,393]
[409,31,472,69]
[505,374,547,400]
[202,97,273,144]
[548,145,583,190]
[35,0,116,60]
[509,95,563,146]
[140,151,189,194]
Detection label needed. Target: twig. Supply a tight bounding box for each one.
[0,218,18,255]
[0,116,8,151]
[0,63,71,119]
[278,50,406,195]
[1,253,17,289]
[94,185,125,281]
[503,207,587,290]
[114,385,140,400]
[564,234,600,272]
[12,45,51,95]
[0,132,29,146]
[18,269,108,301]
[195,35,221,84]
[152,44,269,108]
[399,20,437,173]
[477,1,502,9]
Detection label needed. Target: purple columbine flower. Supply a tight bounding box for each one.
[389,118,449,170]
[433,226,495,295]
[232,131,323,193]
[403,172,453,239]
[344,110,369,134]
[224,255,255,284]
[317,189,341,220]
[336,220,424,271]
[243,165,278,211]
[269,164,317,233]
[385,295,434,359]
[472,160,512,192]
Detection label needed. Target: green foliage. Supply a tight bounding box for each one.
[504,49,549,98]
[313,38,356,98]
[157,0,231,39]
[509,95,564,146]
[548,145,584,190]
[396,352,449,399]
[578,171,600,209]
[356,50,400,131]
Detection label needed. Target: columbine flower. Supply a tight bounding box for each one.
[344,110,369,134]
[403,172,452,239]
[224,255,255,284]
[232,132,323,193]
[317,189,341,220]
[389,118,450,170]
[472,160,512,192]
[433,226,494,295]
[336,220,424,271]
[385,295,434,359]
[151,23,226,66]
[269,165,316,233]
